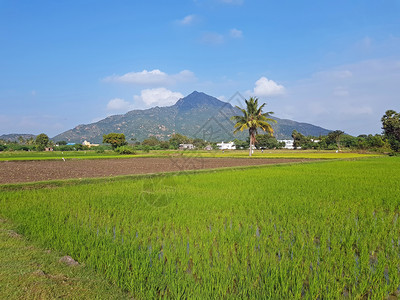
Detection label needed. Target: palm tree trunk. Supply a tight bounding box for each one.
[249,131,253,157]
[249,138,252,157]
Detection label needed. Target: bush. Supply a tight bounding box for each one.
[142,145,150,153]
[114,146,136,155]
[6,144,35,151]
[55,145,76,151]
[388,152,400,156]
[74,144,89,151]
[0,144,7,151]
[327,144,338,150]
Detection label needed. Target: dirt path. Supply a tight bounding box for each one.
[0,157,307,184]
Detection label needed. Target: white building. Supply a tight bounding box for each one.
[82,140,99,148]
[216,141,236,150]
[179,143,194,150]
[278,139,294,149]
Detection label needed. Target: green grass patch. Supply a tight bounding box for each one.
[0,219,131,299]
[0,150,137,161]
[1,157,399,298]
[179,150,380,159]
[0,149,380,161]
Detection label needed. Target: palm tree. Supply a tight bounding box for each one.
[230,97,276,156]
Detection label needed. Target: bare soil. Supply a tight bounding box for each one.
[0,157,307,184]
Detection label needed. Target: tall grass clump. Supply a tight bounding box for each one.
[1,157,400,298]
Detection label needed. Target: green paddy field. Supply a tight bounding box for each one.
[0,149,380,161]
[1,154,399,298]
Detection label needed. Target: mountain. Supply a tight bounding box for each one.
[53,91,331,143]
[0,133,36,142]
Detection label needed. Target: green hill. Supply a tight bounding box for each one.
[0,134,36,142]
[52,91,331,143]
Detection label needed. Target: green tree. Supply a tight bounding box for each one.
[230,97,276,156]
[26,137,35,145]
[381,110,400,152]
[159,141,170,149]
[233,139,248,150]
[364,134,384,149]
[169,133,192,149]
[142,136,160,147]
[339,135,357,149]
[291,130,315,149]
[35,133,49,151]
[292,130,302,149]
[103,133,127,149]
[327,130,344,150]
[192,138,207,149]
[256,134,284,149]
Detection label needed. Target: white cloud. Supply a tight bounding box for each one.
[247,77,285,97]
[340,105,373,116]
[0,114,65,137]
[275,59,400,135]
[133,88,183,107]
[334,70,353,79]
[106,98,134,112]
[333,87,349,97]
[361,36,372,48]
[229,28,243,38]
[103,69,196,86]
[307,102,329,116]
[199,29,243,45]
[219,0,243,5]
[217,95,226,101]
[316,69,353,79]
[177,14,196,25]
[106,88,184,112]
[355,36,372,51]
[200,32,225,45]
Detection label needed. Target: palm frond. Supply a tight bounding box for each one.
[231,97,276,139]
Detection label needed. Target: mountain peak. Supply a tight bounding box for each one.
[174,91,229,111]
[188,90,201,96]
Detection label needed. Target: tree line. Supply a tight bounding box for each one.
[291,130,387,151]
[289,110,400,152]
[1,108,399,154]
[230,98,400,155]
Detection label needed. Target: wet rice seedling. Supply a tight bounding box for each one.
[1,156,399,298]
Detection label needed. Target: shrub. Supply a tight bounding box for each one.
[142,145,150,153]
[6,144,35,151]
[55,145,76,151]
[114,146,136,155]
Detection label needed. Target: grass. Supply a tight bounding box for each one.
[0,149,381,161]
[177,150,381,159]
[0,218,131,299]
[1,156,399,298]
[0,150,136,161]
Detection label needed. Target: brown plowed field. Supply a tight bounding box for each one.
[0,157,307,184]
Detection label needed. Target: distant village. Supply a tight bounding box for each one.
[179,140,295,150]
[61,139,295,151]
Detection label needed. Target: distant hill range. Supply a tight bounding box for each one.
[52,91,331,143]
[0,133,36,142]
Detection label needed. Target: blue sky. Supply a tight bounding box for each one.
[1,0,399,137]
